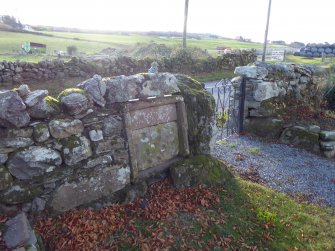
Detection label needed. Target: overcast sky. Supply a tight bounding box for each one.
[2,0,334,43]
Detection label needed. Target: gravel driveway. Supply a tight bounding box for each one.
[211,134,335,208]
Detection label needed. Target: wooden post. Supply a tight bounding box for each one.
[262,0,272,62]
[182,0,189,49]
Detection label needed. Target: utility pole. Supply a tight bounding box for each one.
[182,0,189,49]
[262,0,272,62]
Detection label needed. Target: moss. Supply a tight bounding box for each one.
[57,88,86,100]
[61,135,81,150]
[0,165,13,190]
[44,95,60,110]
[0,184,43,205]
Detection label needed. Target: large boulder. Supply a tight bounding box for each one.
[234,66,268,79]
[50,165,131,212]
[0,90,30,128]
[170,155,233,188]
[139,73,180,97]
[175,75,215,155]
[77,74,106,107]
[244,117,284,139]
[7,146,62,180]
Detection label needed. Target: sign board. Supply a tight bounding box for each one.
[271,50,285,61]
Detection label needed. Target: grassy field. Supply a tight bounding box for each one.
[0,30,285,62]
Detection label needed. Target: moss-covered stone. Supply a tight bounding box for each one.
[0,165,13,191]
[0,184,43,205]
[280,126,320,152]
[169,155,233,188]
[57,88,86,100]
[175,74,215,155]
[244,117,284,139]
[44,95,60,111]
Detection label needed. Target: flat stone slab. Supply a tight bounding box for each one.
[4,213,31,249]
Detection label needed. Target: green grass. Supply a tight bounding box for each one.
[286,55,335,67]
[216,140,237,148]
[247,147,261,155]
[0,30,285,62]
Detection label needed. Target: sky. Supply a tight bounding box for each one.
[1,0,334,44]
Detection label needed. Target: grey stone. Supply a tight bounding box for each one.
[320,131,335,141]
[308,125,321,133]
[170,155,233,189]
[84,154,113,169]
[60,92,89,116]
[0,90,30,128]
[33,123,50,142]
[7,146,62,180]
[105,75,142,104]
[0,153,8,164]
[0,128,33,138]
[253,81,285,102]
[280,126,320,152]
[62,135,92,166]
[77,74,106,107]
[49,119,84,139]
[50,166,130,212]
[27,98,59,119]
[0,137,34,149]
[93,136,125,155]
[24,90,48,107]
[31,197,46,212]
[0,165,13,190]
[320,141,335,151]
[16,84,30,98]
[234,66,268,79]
[148,61,158,74]
[102,115,123,137]
[323,149,335,158]
[0,185,43,204]
[89,129,103,141]
[4,213,31,249]
[140,73,180,97]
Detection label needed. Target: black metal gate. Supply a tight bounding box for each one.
[204,77,246,139]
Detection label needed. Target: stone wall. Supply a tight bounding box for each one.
[0,72,214,222]
[233,62,334,158]
[0,50,257,86]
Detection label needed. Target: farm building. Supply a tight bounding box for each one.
[22,41,47,53]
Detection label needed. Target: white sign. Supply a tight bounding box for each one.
[271,50,285,61]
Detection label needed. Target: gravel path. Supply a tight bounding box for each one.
[211,134,335,208]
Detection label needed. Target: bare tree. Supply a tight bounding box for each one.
[182,0,189,49]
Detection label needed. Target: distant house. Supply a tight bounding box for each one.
[216,47,231,54]
[22,42,47,53]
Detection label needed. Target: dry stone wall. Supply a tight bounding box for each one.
[0,50,257,86]
[0,71,215,225]
[233,62,334,158]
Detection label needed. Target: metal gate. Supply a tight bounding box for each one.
[204,77,246,139]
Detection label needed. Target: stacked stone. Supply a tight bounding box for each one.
[232,62,334,158]
[294,42,335,58]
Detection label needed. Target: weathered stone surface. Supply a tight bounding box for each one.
[49,119,84,139]
[27,98,59,119]
[280,126,320,152]
[170,155,233,188]
[102,115,123,137]
[253,81,286,102]
[320,131,335,141]
[234,66,268,79]
[320,141,335,151]
[24,90,48,107]
[31,197,46,212]
[132,122,179,171]
[0,128,33,138]
[323,149,335,158]
[140,73,180,97]
[308,125,321,133]
[50,166,131,212]
[33,123,50,142]
[92,136,125,155]
[0,90,30,128]
[16,84,30,98]
[7,147,62,180]
[62,135,92,166]
[0,165,13,190]
[0,137,33,149]
[84,154,113,169]
[0,185,43,204]
[89,129,103,141]
[4,213,31,249]
[244,118,284,139]
[60,91,89,116]
[176,75,215,155]
[77,74,106,107]
[0,153,8,164]
[105,75,142,104]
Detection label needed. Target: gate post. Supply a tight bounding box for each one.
[238,76,246,133]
